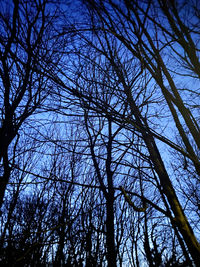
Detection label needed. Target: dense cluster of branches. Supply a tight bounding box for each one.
[0,0,200,266]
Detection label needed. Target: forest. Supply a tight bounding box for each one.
[0,0,200,266]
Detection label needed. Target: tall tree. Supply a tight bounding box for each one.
[0,0,64,207]
[53,0,200,263]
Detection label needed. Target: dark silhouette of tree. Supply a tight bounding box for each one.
[0,0,64,208]
[0,0,200,266]
[59,0,200,264]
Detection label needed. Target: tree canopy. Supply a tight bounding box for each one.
[0,0,200,266]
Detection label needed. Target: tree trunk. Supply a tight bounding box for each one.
[145,132,200,264]
[106,195,117,267]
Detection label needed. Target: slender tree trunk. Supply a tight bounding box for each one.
[0,144,11,209]
[105,119,117,267]
[122,78,200,264]
[144,132,200,264]
[106,194,117,267]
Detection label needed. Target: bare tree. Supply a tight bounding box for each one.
[0,0,64,208]
[60,0,199,263]
[1,0,200,265]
